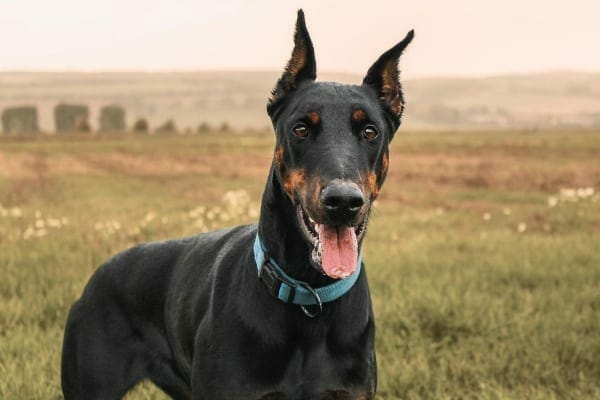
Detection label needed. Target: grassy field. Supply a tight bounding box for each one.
[0,130,598,399]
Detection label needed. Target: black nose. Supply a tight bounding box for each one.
[321,180,365,223]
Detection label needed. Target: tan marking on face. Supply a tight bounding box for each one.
[274,146,283,166]
[283,169,307,201]
[352,109,366,122]
[381,152,389,177]
[366,171,379,199]
[308,111,320,125]
[309,177,322,212]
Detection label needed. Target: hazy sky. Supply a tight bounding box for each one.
[1,0,599,78]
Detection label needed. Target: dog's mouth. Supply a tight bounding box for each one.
[296,203,368,279]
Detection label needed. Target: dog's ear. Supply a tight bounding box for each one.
[267,10,316,115]
[363,30,414,121]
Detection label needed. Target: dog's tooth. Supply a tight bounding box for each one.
[311,242,322,265]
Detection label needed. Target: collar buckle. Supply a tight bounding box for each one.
[259,260,297,302]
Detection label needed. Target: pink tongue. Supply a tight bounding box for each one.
[319,225,358,279]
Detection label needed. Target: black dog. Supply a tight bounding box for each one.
[61,10,413,399]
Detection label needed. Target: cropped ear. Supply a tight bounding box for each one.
[267,10,316,115]
[362,30,414,119]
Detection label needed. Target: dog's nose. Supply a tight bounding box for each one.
[321,180,365,223]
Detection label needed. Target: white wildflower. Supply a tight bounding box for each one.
[577,187,594,199]
[144,212,156,223]
[560,188,577,202]
[248,206,259,219]
[47,218,62,228]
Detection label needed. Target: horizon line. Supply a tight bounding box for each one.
[1,68,599,81]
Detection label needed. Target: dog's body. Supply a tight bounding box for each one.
[61,11,412,399]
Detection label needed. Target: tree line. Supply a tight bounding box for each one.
[1,104,234,134]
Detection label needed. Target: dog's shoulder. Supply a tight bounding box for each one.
[169,223,258,280]
[78,224,258,313]
[104,223,257,270]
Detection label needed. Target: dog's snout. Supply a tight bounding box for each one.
[321,181,365,222]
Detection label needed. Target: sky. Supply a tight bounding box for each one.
[1,0,599,78]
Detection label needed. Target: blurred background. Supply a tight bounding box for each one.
[1,0,600,132]
[0,1,598,399]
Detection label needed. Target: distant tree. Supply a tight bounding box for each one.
[1,106,39,134]
[74,116,91,132]
[54,104,90,132]
[132,118,149,133]
[155,119,177,134]
[427,104,461,125]
[219,121,231,133]
[99,105,126,132]
[197,122,211,134]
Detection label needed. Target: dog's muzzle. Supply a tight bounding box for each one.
[296,180,369,279]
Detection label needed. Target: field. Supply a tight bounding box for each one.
[0,130,599,399]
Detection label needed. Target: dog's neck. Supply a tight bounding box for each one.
[257,165,335,288]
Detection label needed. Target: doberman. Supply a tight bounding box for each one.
[61,10,413,400]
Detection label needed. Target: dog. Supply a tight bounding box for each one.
[61,10,413,399]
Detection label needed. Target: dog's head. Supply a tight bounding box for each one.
[267,10,413,279]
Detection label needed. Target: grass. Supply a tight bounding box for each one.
[0,130,598,399]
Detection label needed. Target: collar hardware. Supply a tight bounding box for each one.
[259,260,297,303]
[298,281,323,318]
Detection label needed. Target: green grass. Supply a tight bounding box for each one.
[0,130,598,399]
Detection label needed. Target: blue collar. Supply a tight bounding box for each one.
[253,234,362,309]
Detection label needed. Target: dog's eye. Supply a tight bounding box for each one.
[362,126,379,140]
[292,124,309,138]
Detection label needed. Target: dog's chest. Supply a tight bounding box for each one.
[270,342,373,399]
[187,313,375,399]
[216,328,375,399]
